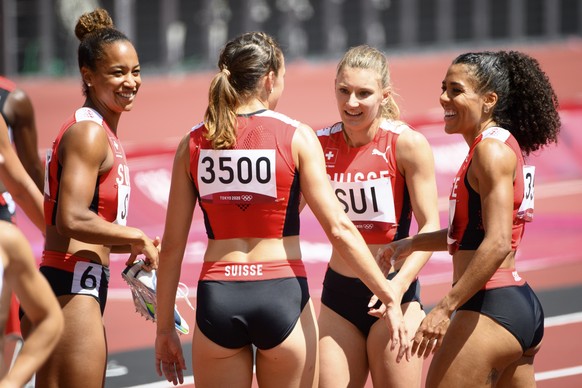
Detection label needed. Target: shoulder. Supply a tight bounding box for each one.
[390,120,429,151]
[315,122,342,138]
[73,107,105,126]
[257,110,300,128]
[473,132,517,176]
[59,109,108,153]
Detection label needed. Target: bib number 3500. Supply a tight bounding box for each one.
[197,149,277,199]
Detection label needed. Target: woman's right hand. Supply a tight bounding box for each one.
[127,233,159,270]
[376,237,414,271]
[155,330,186,385]
[382,303,411,362]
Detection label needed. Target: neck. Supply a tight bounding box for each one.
[342,120,381,148]
[84,99,120,134]
[237,98,268,115]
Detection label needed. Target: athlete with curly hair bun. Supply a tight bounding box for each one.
[21,8,159,388]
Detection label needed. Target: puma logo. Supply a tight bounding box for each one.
[372,146,391,163]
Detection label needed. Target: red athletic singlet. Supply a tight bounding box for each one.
[448,126,534,254]
[189,110,301,240]
[44,107,131,226]
[317,120,412,244]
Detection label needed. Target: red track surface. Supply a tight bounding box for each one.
[11,40,582,387]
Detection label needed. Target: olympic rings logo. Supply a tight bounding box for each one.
[241,195,253,202]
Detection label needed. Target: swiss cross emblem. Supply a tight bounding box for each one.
[324,147,338,165]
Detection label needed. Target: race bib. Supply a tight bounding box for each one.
[330,177,396,223]
[517,165,535,222]
[71,261,101,297]
[44,149,52,196]
[197,149,277,204]
[115,163,131,225]
[116,184,130,225]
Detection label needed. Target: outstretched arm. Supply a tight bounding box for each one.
[0,116,44,232]
[53,120,158,268]
[0,222,63,387]
[389,128,441,294]
[293,123,410,361]
[5,88,44,191]
[155,135,194,385]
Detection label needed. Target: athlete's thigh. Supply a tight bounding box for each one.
[368,301,425,388]
[36,295,106,388]
[192,323,254,388]
[496,354,537,388]
[256,300,318,388]
[426,310,523,388]
[318,304,368,388]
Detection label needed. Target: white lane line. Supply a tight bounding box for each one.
[128,376,194,388]
[536,365,582,381]
[545,311,582,327]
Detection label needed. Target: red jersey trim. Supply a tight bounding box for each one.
[199,260,307,281]
[41,250,93,272]
[483,268,526,290]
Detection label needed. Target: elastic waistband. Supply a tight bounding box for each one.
[41,250,94,272]
[483,268,526,290]
[199,260,306,281]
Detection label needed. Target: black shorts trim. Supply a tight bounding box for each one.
[196,276,310,350]
[457,283,544,352]
[40,265,110,315]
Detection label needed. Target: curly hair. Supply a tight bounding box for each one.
[336,45,400,120]
[452,51,561,155]
[75,8,131,96]
[204,32,283,149]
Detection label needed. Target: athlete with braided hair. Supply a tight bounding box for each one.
[155,32,410,387]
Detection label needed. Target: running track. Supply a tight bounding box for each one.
[13,40,582,387]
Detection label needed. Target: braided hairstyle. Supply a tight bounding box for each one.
[452,51,561,155]
[204,32,283,149]
[75,8,131,96]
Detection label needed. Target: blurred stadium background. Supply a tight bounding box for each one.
[2,1,582,387]
[2,0,582,76]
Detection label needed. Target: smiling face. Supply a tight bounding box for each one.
[440,63,492,139]
[335,66,387,135]
[82,40,141,115]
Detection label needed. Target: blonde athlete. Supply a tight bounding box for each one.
[315,45,440,388]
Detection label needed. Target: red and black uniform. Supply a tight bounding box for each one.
[448,126,533,255]
[190,109,309,349]
[44,107,130,229]
[449,126,543,352]
[189,110,301,240]
[40,107,130,314]
[317,119,420,336]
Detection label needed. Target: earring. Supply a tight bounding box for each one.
[484,106,489,114]
[270,88,273,94]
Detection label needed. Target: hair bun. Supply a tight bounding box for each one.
[74,8,114,41]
